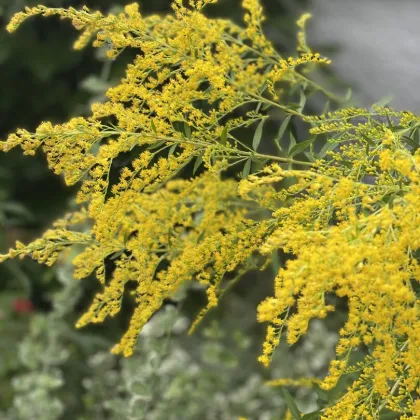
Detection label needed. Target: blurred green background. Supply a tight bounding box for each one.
[0,1,348,419]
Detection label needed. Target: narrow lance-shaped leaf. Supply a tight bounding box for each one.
[344,87,352,101]
[288,131,297,169]
[288,131,297,155]
[281,388,302,420]
[382,108,395,129]
[289,136,316,158]
[271,250,281,277]
[147,140,167,151]
[317,138,337,159]
[301,410,323,420]
[151,120,157,134]
[297,87,307,112]
[242,158,252,179]
[313,383,329,403]
[403,135,420,152]
[275,115,292,150]
[252,119,264,151]
[220,125,228,145]
[305,136,317,162]
[322,100,330,116]
[184,121,192,139]
[304,151,316,162]
[193,156,203,175]
[374,95,393,108]
[168,143,177,157]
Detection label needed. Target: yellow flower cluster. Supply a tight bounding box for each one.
[1,1,419,418]
[268,53,331,84]
[253,113,420,417]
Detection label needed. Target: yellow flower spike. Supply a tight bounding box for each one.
[296,13,312,29]
[266,377,321,387]
[296,12,312,53]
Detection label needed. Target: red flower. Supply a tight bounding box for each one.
[12,298,34,314]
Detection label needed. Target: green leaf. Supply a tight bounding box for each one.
[110,249,125,260]
[151,120,157,134]
[304,151,316,162]
[322,100,331,116]
[184,121,192,139]
[297,88,307,112]
[384,110,394,128]
[317,139,337,159]
[0,202,34,221]
[275,115,292,147]
[344,87,352,101]
[281,388,302,420]
[80,75,110,94]
[168,144,177,157]
[285,103,301,111]
[374,95,393,108]
[252,119,264,151]
[288,131,297,155]
[193,156,203,175]
[271,250,281,276]
[148,140,166,151]
[289,136,316,157]
[220,125,228,145]
[403,135,420,152]
[378,409,405,419]
[301,411,322,420]
[242,158,252,179]
[313,384,329,403]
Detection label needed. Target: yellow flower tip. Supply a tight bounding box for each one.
[238,179,253,197]
[73,31,93,50]
[123,347,134,357]
[111,341,135,357]
[110,344,121,355]
[187,308,206,335]
[124,3,141,17]
[6,12,27,33]
[258,354,270,367]
[257,297,280,323]
[296,12,312,29]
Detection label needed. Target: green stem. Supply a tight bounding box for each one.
[244,91,306,118]
[108,131,314,167]
[238,150,313,167]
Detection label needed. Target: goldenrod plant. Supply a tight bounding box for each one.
[1,1,419,418]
